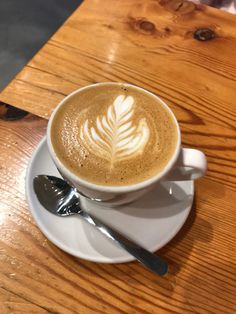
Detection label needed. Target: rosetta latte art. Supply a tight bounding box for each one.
[80,95,150,167]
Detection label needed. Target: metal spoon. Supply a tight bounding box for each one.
[33,175,168,276]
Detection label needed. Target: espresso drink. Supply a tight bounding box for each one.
[51,84,178,186]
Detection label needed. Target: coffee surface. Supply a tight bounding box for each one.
[51,84,178,186]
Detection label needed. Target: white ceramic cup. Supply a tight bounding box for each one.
[47,83,207,206]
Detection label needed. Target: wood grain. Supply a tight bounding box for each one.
[0,112,235,313]
[0,287,49,314]
[0,0,236,313]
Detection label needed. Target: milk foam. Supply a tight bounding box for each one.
[80,95,150,168]
[51,84,178,186]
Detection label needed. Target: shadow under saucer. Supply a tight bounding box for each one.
[81,180,194,260]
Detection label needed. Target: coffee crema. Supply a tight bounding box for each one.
[51,84,178,186]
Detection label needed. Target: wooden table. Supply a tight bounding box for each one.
[0,0,235,313]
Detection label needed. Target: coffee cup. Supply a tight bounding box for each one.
[47,82,207,206]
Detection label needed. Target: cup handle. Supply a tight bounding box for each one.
[164,148,207,181]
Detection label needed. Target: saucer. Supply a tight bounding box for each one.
[26,137,194,263]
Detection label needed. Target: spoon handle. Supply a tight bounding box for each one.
[79,210,168,276]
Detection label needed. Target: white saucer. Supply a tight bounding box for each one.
[26,137,194,263]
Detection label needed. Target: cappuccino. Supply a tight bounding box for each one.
[51,83,178,186]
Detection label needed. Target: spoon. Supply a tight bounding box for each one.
[33,175,168,276]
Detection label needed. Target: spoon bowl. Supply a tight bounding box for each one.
[34,175,81,216]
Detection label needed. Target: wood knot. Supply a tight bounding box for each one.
[128,18,157,35]
[194,28,216,41]
[164,27,171,33]
[139,21,155,32]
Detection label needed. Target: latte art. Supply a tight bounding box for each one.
[80,95,150,168]
[51,83,178,186]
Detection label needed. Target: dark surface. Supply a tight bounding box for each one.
[0,0,82,91]
[0,102,28,120]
